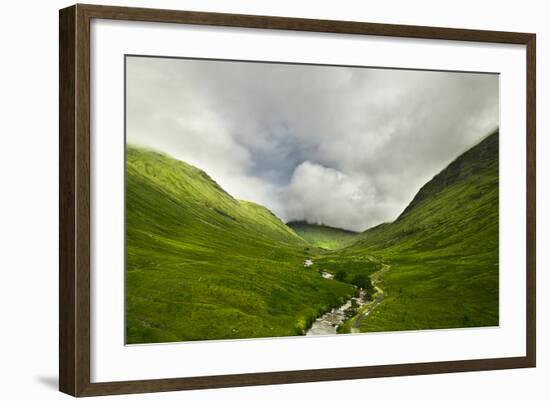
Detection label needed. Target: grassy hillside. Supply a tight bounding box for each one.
[337,131,499,332]
[126,129,499,342]
[125,146,354,344]
[287,221,359,250]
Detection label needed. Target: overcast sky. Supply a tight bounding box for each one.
[126,56,498,232]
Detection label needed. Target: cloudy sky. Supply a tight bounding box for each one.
[126,56,498,232]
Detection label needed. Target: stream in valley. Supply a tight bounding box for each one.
[304,259,369,336]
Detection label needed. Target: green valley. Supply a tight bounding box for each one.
[334,131,499,332]
[125,146,354,344]
[287,221,359,250]
[126,130,499,343]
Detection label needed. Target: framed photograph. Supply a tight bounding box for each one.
[59,4,536,397]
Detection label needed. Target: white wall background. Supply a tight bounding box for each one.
[0,0,546,400]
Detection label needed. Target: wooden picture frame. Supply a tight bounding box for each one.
[59,3,536,397]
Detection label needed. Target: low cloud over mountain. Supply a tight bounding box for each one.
[126,56,498,231]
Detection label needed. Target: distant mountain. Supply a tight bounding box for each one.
[125,146,353,344]
[340,131,499,332]
[287,221,359,250]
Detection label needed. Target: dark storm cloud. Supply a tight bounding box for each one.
[126,57,498,231]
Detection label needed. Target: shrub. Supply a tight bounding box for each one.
[350,274,375,293]
[334,270,348,282]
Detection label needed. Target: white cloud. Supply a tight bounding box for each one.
[126,57,498,231]
[282,162,391,231]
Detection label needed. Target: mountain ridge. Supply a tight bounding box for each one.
[397,130,498,221]
[287,221,359,250]
[125,128,499,341]
[335,130,499,332]
[125,145,354,343]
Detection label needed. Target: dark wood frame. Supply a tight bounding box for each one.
[59,3,536,397]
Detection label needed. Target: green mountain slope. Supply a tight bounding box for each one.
[125,146,354,344]
[287,221,359,250]
[338,131,499,332]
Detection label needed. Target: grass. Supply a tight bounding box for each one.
[126,130,499,342]
[125,146,354,344]
[335,131,499,332]
[286,221,359,250]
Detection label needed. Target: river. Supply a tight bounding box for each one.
[305,259,369,336]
